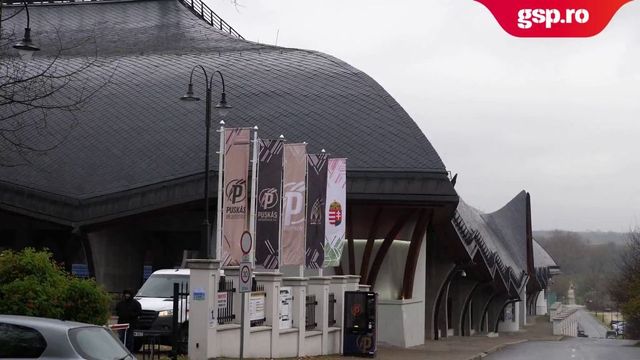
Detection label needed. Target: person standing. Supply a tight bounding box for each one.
[115,289,142,352]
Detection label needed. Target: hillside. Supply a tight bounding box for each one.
[534,230,628,245]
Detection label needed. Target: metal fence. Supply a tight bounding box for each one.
[305,294,318,330]
[328,293,337,327]
[179,0,244,39]
[218,276,236,325]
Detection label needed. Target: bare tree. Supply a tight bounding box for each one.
[0,2,114,166]
[609,228,640,338]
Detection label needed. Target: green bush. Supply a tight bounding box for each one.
[0,248,110,325]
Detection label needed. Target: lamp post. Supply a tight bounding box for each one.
[12,1,40,60]
[180,66,231,259]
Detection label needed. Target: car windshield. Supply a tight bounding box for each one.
[136,274,189,298]
[68,326,130,360]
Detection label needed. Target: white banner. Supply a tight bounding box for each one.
[322,158,346,267]
[281,143,307,266]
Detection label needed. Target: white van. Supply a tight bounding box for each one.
[134,269,190,352]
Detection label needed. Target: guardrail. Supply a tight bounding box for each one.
[179,0,244,39]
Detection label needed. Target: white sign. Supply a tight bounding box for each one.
[249,292,266,322]
[239,262,252,293]
[279,287,293,330]
[217,292,228,310]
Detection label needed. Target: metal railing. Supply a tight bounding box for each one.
[305,295,318,330]
[217,277,236,325]
[328,293,337,327]
[179,0,244,39]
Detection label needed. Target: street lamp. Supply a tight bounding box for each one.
[180,66,232,259]
[12,1,40,61]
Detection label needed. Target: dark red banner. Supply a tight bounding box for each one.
[476,0,633,37]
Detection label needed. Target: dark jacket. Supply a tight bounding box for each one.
[116,298,142,327]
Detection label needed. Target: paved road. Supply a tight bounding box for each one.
[575,309,607,338]
[485,338,639,360]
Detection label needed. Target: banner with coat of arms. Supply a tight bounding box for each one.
[281,143,307,266]
[221,128,251,267]
[305,154,328,269]
[255,139,284,269]
[323,158,346,267]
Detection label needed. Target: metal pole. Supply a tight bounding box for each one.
[249,126,259,267]
[201,87,212,259]
[277,134,285,271]
[215,121,225,261]
[240,292,246,360]
[299,142,308,278]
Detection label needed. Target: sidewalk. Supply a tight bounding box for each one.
[336,315,562,360]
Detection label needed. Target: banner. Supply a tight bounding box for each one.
[221,128,251,267]
[323,158,346,267]
[255,139,284,269]
[281,143,307,266]
[305,154,328,269]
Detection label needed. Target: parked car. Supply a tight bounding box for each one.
[577,328,588,337]
[616,322,625,336]
[133,268,190,352]
[0,314,134,359]
[605,330,617,339]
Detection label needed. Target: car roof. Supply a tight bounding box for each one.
[152,268,190,275]
[0,315,96,331]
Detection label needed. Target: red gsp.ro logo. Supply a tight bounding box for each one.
[476,0,633,37]
[517,8,589,29]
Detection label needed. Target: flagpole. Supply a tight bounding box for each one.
[215,121,226,261]
[318,148,327,277]
[299,141,308,278]
[249,126,259,268]
[278,134,285,272]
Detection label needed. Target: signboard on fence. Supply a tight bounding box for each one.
[249,292,266,323]
[279,287,293,330]
[217,292,228,311]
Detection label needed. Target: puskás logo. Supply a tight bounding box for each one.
[225,179,247,204]
[476,0,633,37]
[258,188,278,209]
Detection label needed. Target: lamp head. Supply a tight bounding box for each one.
[180,83,200,101]
[13,28,39,61]
[215,92,232,118]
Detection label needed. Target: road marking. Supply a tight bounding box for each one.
[572,349,576,352]
[571,355,575,358]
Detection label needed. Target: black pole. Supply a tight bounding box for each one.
[201,86,212,259]
[171,283,179,360]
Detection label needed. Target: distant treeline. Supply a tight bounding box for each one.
[534,230,628,245]
[535,230,627,310]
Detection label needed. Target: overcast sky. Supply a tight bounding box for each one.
[208,0,640,232]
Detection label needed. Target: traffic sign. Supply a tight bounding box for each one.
[240,231,252,255]
[239,261,252,293]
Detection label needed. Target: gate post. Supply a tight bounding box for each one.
[187,259,221,360]
[254,272,283,358]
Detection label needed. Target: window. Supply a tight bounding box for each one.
[0,323,47,358]
[68,326,129,360]
[136,274,189,298]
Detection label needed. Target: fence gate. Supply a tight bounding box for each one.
[170,282,189,359]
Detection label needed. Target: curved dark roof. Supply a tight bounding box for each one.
[0,0,455,224]
[455,192,531,293]
[533,238,557,268]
